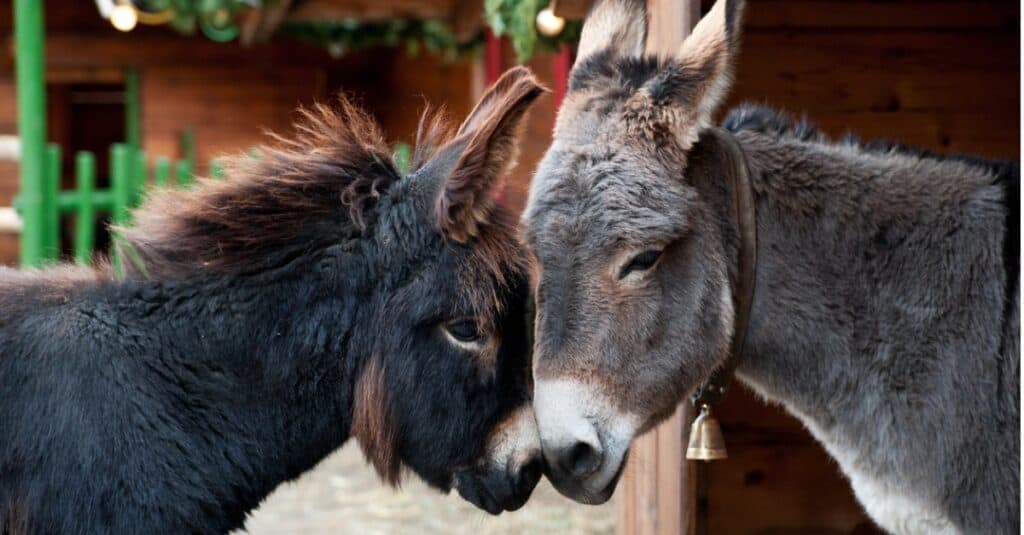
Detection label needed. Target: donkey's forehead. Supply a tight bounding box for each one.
[525,145,693,253]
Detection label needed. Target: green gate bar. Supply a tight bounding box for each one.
[110,144,132,275]
[74,151,95,264]
[111,145,132,226]
[14,0,46,267]
[154,157,170,187]
[133,150,147,206]
[44,144,60,261]
[176,159,192,187]
[180,129,195,171]
[210,159,224,179]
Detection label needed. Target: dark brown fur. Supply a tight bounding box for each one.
[351,356,401,485]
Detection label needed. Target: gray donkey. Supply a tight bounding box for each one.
[521,0,1019,533]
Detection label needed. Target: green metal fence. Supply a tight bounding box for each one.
[17,142,202,269]
[17,140,410,271]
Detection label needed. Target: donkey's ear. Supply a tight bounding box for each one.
[436,66,545,242]
[573,0,647,70]
[679,0,743,127]
[643,0,744,135]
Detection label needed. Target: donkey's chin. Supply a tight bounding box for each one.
[455,405,543,514]
[454,460,543,514]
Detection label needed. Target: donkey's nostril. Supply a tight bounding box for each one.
[560,441,602,478]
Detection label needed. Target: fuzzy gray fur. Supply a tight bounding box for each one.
[527,101,1019,532]
[725,108,1019,534]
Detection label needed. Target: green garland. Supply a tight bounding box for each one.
[485,0,581,62]
[134,0,250,41]
[134,0,579,61]
[277,20,482,61]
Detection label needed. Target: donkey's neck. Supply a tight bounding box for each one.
[78,267,360,532]
[701,129,1017,532]
[724,130,1013,428]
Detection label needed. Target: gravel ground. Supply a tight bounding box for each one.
[236,444,616,534]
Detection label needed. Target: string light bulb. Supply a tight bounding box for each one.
[110,3,138,32]
[536,6,565,37]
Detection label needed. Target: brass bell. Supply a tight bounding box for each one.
[686,404,728,461]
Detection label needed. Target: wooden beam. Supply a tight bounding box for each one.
[645,0,700,57]
[552,0,594,19]
[238,6,265,46]
[285,0,457,23]
[37,33,339,67]
[449,0,485,41]
[253,0,294,44]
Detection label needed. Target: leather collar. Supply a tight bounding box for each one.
[692,129,758,409]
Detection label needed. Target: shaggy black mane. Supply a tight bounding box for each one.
[119,99,407,280]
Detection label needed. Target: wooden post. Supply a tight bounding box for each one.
[617,1,701,534]
[644,0,701,58]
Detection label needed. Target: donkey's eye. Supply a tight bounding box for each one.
[445,320,481,343]
[619,249,663,279]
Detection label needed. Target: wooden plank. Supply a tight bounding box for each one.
[618,406,696,535]
[729,31,1015,115]
[636,426,659,535]
[553,0,1017,28]
[40,33,339,68]
[655,406,686,535]
[0,232,18,266]
[725,30,1019,159]
[45,66,124,84]
[0,79,16,133]
[744,0,1018,30]
[705,395,886,534]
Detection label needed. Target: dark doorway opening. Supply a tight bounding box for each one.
[47,82,125,260]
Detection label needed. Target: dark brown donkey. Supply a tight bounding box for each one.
[0,67,545,533]
[523,0,1019,533]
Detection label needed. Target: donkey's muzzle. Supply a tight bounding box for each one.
[455,458,542,515]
